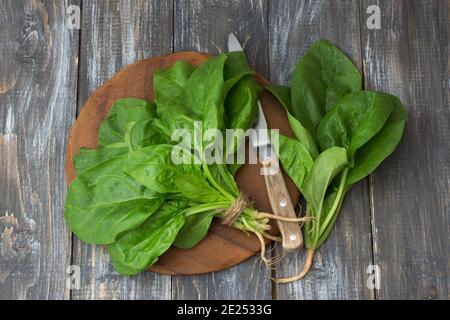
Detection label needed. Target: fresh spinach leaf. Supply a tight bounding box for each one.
[174,173,227,203]
[153,61,194,113]
[67,156,156,209]
[347,94,407,185]
[267,84,319,158]
[302,147,348,248]
[65,156,163,244]
[128,118,172,150]
[109,200,187,275]
[185,53,228,132]
[223,51,254,93]
[317,91,394,165]
[99,98,156,146]
[290,40,362,136]
[302,147,348,214]
[225,76,261,133]
[224,76,262,166]
[123,145,202,194]
[65,198,163,245]
[208,162,240,197]
[153,61,197,134]
[227,163,242,176]
[173,210,216,249]
[74,143,128,175]
[270,131,314,191]
[315,189,345,248]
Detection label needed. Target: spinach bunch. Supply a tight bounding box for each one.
[65,52,292,276]
[268,40,407,282]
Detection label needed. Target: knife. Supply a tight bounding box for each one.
[227,33,303,252]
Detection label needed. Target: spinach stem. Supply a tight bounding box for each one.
[202,161,235,201]
[318,167,349,237]
[183,201,231,217]
[316,195,345,247]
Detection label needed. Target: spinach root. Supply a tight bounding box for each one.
[271,249,315,283]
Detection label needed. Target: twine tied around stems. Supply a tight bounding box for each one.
[221,192,252,226]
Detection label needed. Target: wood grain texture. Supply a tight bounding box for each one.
[1,0,448,300]
[174,0,269,78]
[172,0,272,299]
[360,0,450,299]
[269,0,375,299]
[0,0,79,299]
[72,0,174,300]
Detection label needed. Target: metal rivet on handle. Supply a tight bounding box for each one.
[289,234,297,241]
[279,199,287,207]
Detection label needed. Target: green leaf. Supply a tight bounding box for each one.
[174,173,226,203]
[317,91,394,165]
[153,61,194,113]
[266,84,291,109]
[267,84,319,158]
[173,210,216,249]
[225,76,261,133]
[302,147,348,249]
[65,198,163,245]
[128,119,172,150]
[65,155,163,244]
[208,163,239,196]
[185,53,228,132]
[227,163,243,177]
[291,40,362,136]
[123,145,202,194]
[347,94,407,185]
[67,156,156,208]
[99,98,156,146]
[74,143,128,175]
[224,76,261,163]
[302,147,348,213]
[153,61,197,134]
[224,51,254,93]
[270,131,313,191]
[222,52,257,161]
[315,189,345,248]
[109,201,187,275]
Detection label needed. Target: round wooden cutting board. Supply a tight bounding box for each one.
[65,51,300,275]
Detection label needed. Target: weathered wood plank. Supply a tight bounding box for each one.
[72,0,174,300]
[174,0,269,78]
[172,0,272,299]
[0,0,79,299]
[360,0,450,299]
[269,0,375,299]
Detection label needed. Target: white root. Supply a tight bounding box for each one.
[271,249,315,283]
[262,232,282,242]
[255,231,272,267]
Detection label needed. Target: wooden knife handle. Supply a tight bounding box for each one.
[262,158,303,252]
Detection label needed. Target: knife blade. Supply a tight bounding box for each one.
[227,33,302,251]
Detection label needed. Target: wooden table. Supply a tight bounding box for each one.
[0,0,448,300]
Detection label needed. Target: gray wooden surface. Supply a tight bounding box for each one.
[0,0,448,300]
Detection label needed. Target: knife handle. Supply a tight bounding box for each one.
[262,158,303,252]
